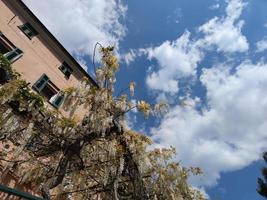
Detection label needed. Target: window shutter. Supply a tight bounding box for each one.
[52,94,64,108]
[18,22,38,39]
[33,74,49,92]
[4,48,23,63]
[59,62,73,79]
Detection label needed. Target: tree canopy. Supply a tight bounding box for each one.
[257,152,267,198]
[0,48,205,200]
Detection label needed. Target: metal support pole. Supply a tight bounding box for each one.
[0,184,44,200]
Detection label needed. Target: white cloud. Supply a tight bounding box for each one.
[145,31,203,94]
[152,61,267,186]
[199,0,249,53]
[256,38,267,52]
[141,0,262,191]
[142,0,248,94]
[23,0,127,58]
[121,49,146,65]
[209,4,220,10]
[123,50,138,65]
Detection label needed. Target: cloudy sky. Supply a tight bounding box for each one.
[24,0,267,199]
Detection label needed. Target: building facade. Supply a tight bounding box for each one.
[0,0,96,119]
[0,0,97,199]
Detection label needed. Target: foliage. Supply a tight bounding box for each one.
[0,54,19,79]
[257,152,267,198]
[0,46,206,200]
[0,79,44,108]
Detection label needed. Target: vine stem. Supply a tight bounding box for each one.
[93,42,103,77]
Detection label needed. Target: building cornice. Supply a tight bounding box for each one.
[9,0,98,87]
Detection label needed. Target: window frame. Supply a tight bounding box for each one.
[33,74,50,92]
[59,62,73,79]
[50,93,65,108]
[33,74,64,109]
[0,31,23,63]
[18,22,38,40]
[4,48,23,63]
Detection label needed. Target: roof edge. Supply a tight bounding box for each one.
[16,0,98,87]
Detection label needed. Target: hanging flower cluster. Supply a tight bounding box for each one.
[0,51,206,200]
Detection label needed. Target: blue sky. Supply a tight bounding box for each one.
[24,0,267,199]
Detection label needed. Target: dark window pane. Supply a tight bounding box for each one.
[4,48,23,63]
[0,33,23,63]
[41,84,57,100]
[65,71,71,79]
[21,25,28,32]
[35,79,46,90]
[59,65,64,71]
[59,62,73,79]
[5,51,18,61]
[33,74,49,92]
[18,22,38,39]
[42,75,49,81]
[16,48,23,54]
[0,40,10,54]
[53,95,64,108]
[26,23,38,35]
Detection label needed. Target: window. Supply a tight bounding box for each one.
[33,74,64,108]
[0,33,10,55]
[18,22,38,40]
[49,93,65,108]
[4,48,23,62]
[33,74,49,92]
[0,31,23,63]
[59,62,73,79]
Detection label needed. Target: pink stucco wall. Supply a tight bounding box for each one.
[0,0,94,196]
[0,0,91,120]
